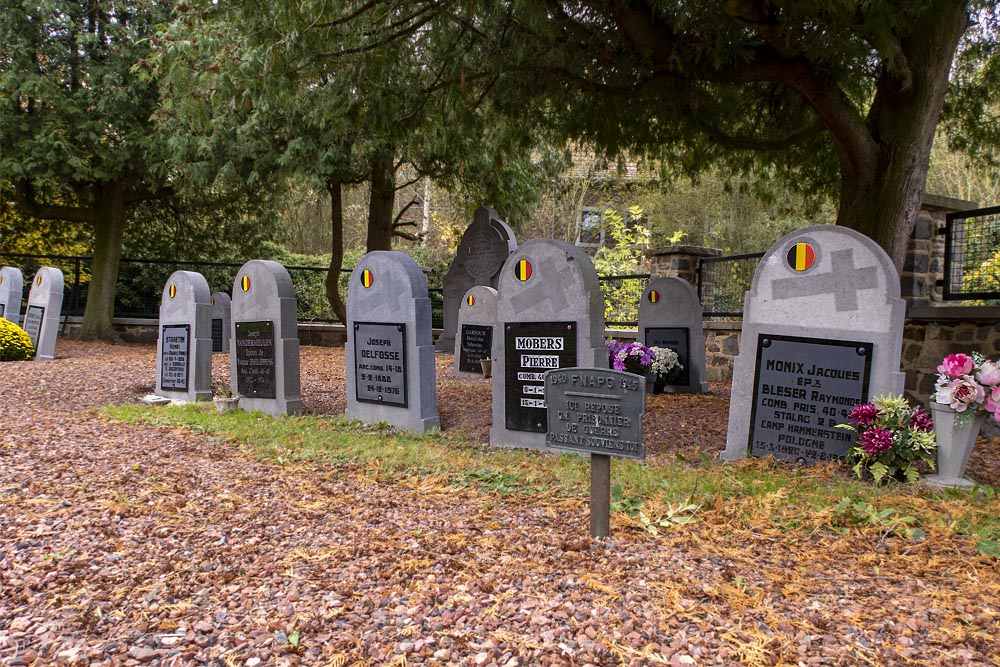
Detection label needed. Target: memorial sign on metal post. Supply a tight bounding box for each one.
[235,320,276,399]
[749,334,872,464]
[545,367,646,538]
[354,322,408,407]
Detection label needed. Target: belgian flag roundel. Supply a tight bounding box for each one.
[786,242,816,271]
[515,259,532,281]
[241,275,251,292]
[361,269,374,288]
[648,289,660,304]
[168,283,177,299]
[466,294,476,306]
[36,274,42,286]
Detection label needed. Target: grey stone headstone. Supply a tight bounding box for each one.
[723,226,905,464]
[490,239,607,450]
[638,277,709,393]
[453,286,498,377]
[230,260,303,416]
[545,368,646,459]
[210,292,232,354]
[346,251,440,432]
[24,267,64,360]
[155,271,213,401]
[0,266,24,325]
[435,206,516,353]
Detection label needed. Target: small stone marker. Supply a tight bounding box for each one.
[346,251,440,432]
[210,292,232,354]
[23,267,64,360]
[490,239,607,450]
[0,266,24,325]
[453,286,498,377]
[638,276,709,393]
[545,367,645,538]
[155,271,213,402]
[230,260,303,416]
[723,226,905,464]
[435,206,516,353]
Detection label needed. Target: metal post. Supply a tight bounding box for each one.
[590,454,611,539]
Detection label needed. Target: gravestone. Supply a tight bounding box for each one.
[453,286,498,377]
[155,271,213,402]
[490,239,607,450]
[638,276,709,393]
[723,226,905,464]
[23,267,64,360]
[230,260,303,416]
[0,266,24,325]
[210,292,232,354]
[346,251,440,432]
[435,206,516,353]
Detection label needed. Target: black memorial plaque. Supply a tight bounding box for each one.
[159,324,190,391]
[0,302,5,319]
[211,318,224,353]
[235,320,276,399]
[644,327,691,386]
[354,322,408,408]
[22,305,44,352]
[749,334,872,464]
[545,368,645,459]
[458,324,493,373]
[504,321,577,433]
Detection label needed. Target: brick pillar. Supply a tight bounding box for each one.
[646,244,723,293]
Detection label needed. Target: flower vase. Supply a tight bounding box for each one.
[925,401,983,488]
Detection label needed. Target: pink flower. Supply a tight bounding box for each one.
[985,386,1000,416]
[858,426,895,455]
[977,360,1000,387]
[848,403,879,426]
[909,408,934,432]
[937,353,974,378]
[935,376,986,412]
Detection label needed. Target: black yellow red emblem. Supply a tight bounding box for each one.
[241,275,251,292]
[466,294,475,306]
[36,275,42,286]
[361,269,374,288]
[648,289,660,303]
[168,283,177,299]
[515,259,532,281]
[786,242,816,271]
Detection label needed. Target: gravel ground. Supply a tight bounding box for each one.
[1,339,998,667]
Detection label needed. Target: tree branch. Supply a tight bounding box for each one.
[392,199,419,227]
[14,181,96,223]
[692,115,826,151]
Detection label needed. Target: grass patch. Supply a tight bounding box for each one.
[102,403,1000,553]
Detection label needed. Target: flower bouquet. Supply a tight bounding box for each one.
[932,352,1000,425]
[649,346,684,387]
[609,341,655,375]
[836,394,936,484]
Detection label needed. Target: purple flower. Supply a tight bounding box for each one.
[858,426,895,455]
[909,408,934,432]
[849,403,879,426]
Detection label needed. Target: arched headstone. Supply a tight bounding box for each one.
[453,286,498,377]
[723,226,905,464]
[230,260,303,416]
[346,251,440,432]
[638,277,709,393]
[156,271,212,401]
[23,267,64,360]
[435,206,516,353]
[0,266,24,325]
[210,292,232,354]
[490,239,607,450]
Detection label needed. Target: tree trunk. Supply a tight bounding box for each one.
[80,183,128,341]
[367,152,396,252]
[324,180,347,324]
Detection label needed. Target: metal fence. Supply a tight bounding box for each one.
[696,252,764,318]
[944,206,1000,301]
[0,253,645,328]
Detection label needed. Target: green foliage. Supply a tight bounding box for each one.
[837,395,938,485]
[830,498,926,541]
[0,318,34,361]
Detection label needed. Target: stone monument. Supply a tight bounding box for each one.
[0,266,24,324]
[435,206,516,353]
[155,271,213,402]
[346,251,440,432]
[230,260,303,416]
[637,276,709,393]
[453,286,498,378]
[23,267,64,360]
[490,239,607,450]
[723,226,905,464]
[210,291,232,354]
